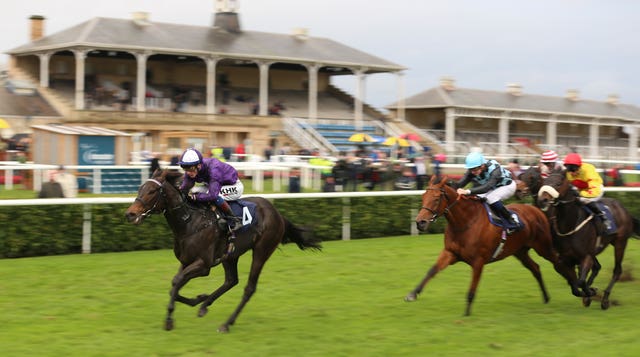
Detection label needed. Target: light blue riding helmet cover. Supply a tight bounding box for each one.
[464,152,485,169]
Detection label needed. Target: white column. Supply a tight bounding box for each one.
[205,57,218,114]
[499,113,509,157]
[628,126,638,162]
[38,53,51,88]
[306,63,319,123]
[445,107,456,154]
[589,119,599,159]
[73,50,87,110]
[396,71,406,122]
[354,68,366,131]
[135,52,148,112]
[546,118,557,149]
[258,61,270,116]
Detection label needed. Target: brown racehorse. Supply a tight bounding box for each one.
[125,169,321,332]
[407,175,577,315]
[537,170,640,309]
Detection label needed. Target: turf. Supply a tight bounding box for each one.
[1,235,638,356]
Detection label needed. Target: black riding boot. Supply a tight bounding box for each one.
[490,201,521,232]
[218,201,240,256]
[586,202,613,232]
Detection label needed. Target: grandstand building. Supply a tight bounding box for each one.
[3,1,405,160]
[387,77,640,163]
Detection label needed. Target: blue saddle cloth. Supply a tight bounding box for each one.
[482,202,523,231]
[228,199,258,233]
[583,202,617,234]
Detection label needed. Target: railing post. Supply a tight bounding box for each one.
[410,208,418,235]
[82,204,92,254]
[5,168,13,190]
[342,197,351,240]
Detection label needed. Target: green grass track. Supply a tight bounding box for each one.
[1,235,639,356]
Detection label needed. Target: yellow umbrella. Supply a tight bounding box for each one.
[382,136,411,147]
[0,118,10,129]
[348,133,377,143]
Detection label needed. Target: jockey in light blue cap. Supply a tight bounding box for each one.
[454,152,523,234]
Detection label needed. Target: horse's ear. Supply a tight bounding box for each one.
[164,169,182,185]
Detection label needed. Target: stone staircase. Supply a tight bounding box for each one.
[8,68,72,117]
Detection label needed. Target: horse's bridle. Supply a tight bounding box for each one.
[135,178,166,218]
[539,183,593,236]
[420,186,458,222]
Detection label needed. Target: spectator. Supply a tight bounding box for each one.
[235,142,246,162]
[38,171,65,198]
[413,156,428,190]
[395,166,417,190]
[289,168,301,193]
[54,166,78,198]
[322,176,337,192]
[331,158,349,192]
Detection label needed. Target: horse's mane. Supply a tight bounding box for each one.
[517,165,539,180]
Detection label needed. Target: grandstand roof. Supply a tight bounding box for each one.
[7,17,404,74]
[388,86,640,120]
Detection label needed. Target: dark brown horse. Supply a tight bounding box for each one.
[537,170,639,308]
[515,166,544,203]
[125,169,321,332]
[407,175,576,315]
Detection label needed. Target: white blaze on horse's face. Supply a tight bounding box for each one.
[537,185,559,212]
[538,185,559,199]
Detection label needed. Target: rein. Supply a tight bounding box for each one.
[543,183,594,237]
[420,186,459,222]
[135,178,185,218]
[135,178,165,218]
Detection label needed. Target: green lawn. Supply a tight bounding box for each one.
[1,235,639,356]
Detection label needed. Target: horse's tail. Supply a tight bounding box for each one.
[282,218,322,251]
[632,217,640,238]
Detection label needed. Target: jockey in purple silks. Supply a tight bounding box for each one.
[178,148,244,245]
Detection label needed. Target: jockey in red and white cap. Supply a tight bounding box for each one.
[539,150,563,178]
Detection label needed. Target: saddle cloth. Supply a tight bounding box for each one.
[482,202,523,230]
[228,200,258,233]
[583,202,617,234]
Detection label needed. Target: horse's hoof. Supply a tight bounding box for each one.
[601,300,610,310]
[404,293,417,302]
[165,319,174,331]
[198,307,208,317]
[582,296,592,307]
[218,325,230,333]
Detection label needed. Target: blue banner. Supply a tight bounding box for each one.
[78,136,115,165]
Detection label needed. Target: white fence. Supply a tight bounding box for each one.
[0,161,333,193]
[2,187,640,254]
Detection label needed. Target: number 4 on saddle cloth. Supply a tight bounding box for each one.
[226,200,258,233]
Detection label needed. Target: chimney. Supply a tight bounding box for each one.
[292,27,309,41]
[29,15,45,41]
[213,0,241,33]
[506,83,523,96]
[439,76,456,91]
[132,12,151,27]
[606,94,619,105]
[565,89,579,101]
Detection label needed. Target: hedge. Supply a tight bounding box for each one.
[1,192,637,258]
